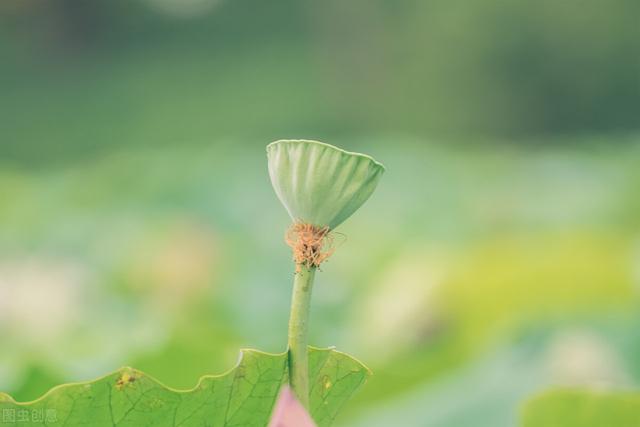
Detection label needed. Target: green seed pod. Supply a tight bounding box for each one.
[267,140,385,229]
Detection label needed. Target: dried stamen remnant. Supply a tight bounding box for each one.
[285,223,335,270]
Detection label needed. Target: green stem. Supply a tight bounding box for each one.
[287,265,316,409]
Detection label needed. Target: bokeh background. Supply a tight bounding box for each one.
[1,1,639,426]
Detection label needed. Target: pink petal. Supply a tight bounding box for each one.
[268,386,317,427]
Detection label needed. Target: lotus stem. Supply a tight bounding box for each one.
[287,265,316,409]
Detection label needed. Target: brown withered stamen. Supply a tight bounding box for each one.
[285,222,335,271]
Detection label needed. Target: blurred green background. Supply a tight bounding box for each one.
[1,1,639,426]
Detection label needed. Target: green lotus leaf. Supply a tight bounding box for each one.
[267,140,385,229]
[521,389,640,427]
[0,347,370,427]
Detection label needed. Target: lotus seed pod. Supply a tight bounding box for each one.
[267,140,385,229]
